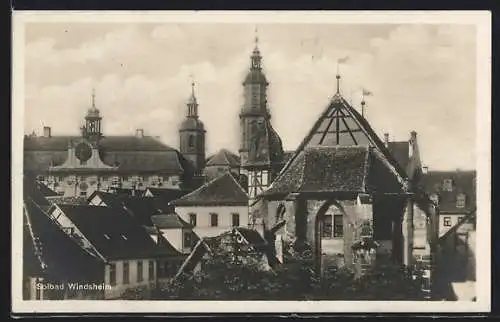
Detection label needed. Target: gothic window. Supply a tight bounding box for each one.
[188,135,195,148]
[321,206,344,239]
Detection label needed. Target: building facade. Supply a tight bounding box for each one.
[24,90,202,198]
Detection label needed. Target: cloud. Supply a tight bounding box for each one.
[24,23,477,170]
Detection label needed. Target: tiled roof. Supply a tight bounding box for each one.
[156,234,184,257]
[57,204,172,260]
[206,149,240,167]
[421,170,476,213]
[151,213,193,229]
[272,94,409,194]
[23,199,103,280]
[47,196,88,206]
[263,146,404,198]
[170,172,248,206]
[23,135,185,174]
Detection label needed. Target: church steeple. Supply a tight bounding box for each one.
[187,81,199,118]
[250,28,262,70]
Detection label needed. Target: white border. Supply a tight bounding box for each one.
[11,10,492,314]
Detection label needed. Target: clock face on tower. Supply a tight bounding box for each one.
[75,142,92,162]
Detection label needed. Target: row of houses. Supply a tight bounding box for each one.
[23,172,255,300]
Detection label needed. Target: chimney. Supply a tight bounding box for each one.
[136,129,144,138]
[383,133,389,148]
[410,130,417,140]
[422,166,428,174]
[43,126,51,138]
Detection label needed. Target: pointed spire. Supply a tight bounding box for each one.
[336,74,341,94]
[91,87,96,108]
[250,26,262,70]
[187,77,198,118]
[254,26,259,49]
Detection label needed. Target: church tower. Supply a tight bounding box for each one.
[179,82,206,175]
[239,30,284,223]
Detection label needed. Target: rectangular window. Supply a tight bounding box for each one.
[456,194,466,208]
[189,213,197,227]
[183,232,192,249]
[123,261,129,284]
[457,216,464,224]
[333,214,344,238]
[443,216,452,227]
[109,263,116,286]
[148,260,155,281]
[321,215,333,238]
[137,261,143,283]
[232,213,240,227]
[210,213,218,227]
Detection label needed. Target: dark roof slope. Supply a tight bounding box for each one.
[170,172,249,206]
[57,204,169,260]
[35,182,59,197]
[421,170,476,213]
[23,199,103,281]
[387,141,410,174]
[89,191,174,226]
[263,146,404,199]
[151,214,193,229]
[23,178,51,209]
[145,188,189,201]
[206,149,240,167]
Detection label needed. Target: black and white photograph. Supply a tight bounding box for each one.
[11,11,491,313]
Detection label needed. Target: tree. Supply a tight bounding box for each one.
[152,235,427,300]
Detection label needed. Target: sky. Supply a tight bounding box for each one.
[24,22,477,171]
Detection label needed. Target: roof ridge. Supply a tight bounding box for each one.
[172,172,227,202]
[227,171,249,197]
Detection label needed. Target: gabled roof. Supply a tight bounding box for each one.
[56,204,169,260]
[271,93,409,196]
[263,146,405,199]
[23,199,103,280]
[170,172,248,207]
[421,170,476,213]
[174,228,267,278]
[206,149,240,167]
[151,213,193,229]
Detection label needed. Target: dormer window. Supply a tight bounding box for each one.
[121,235,128,240]
[104,234,110,240]
[456,194,466,208]
[442,179,453,192]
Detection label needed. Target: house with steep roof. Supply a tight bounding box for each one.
[23,199,104,300]
[257,75,437,288]
[175,227,270,279]
[170,172,249,238]
[46,204,180,299]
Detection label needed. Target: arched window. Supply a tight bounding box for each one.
[321,205,344,239]
[188,135,195,148]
